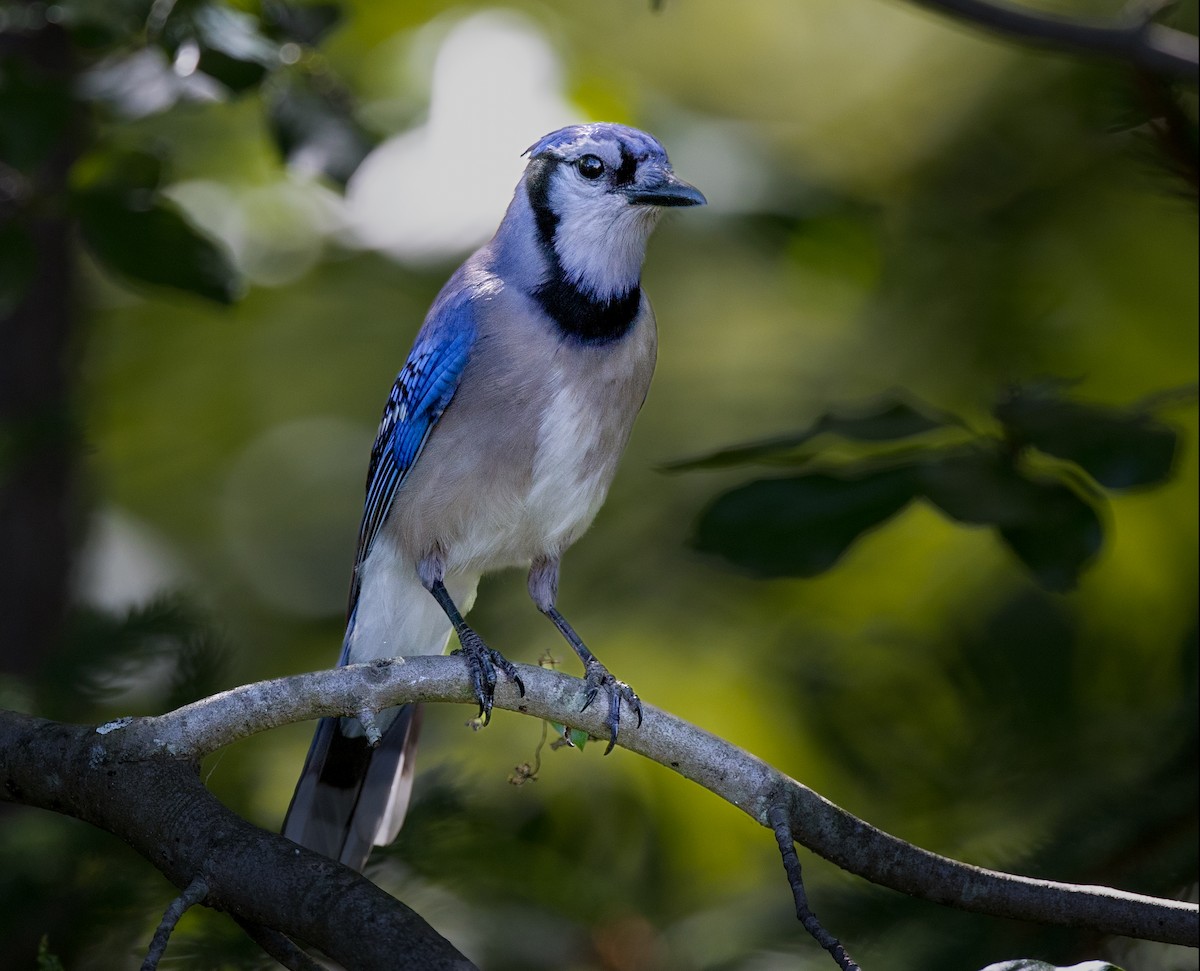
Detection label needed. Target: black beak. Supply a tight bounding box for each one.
[625,172,707,208]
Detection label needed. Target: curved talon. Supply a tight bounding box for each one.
[577,659,640,755]
[454,644,492,722]
[604,687,623,756]
[452,630,520,726]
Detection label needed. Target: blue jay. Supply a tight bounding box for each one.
[283,123,705,871]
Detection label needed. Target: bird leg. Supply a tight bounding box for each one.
[528,557,643,754]
[420,556,524,725]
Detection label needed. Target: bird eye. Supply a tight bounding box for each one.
[577,155,605,180]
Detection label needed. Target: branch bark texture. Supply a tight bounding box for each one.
[3,655,1190,955]
[0,705,475,970]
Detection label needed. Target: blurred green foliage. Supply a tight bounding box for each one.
[36,937,66,971]
[683,384,1189,590]
[983,962,1123,971]
[0,0,1196,969]
[72,146,241,303]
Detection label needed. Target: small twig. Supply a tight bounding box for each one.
[768,805,861,971]
[235,919,327,971]
[909,0,1199,79]
[140,876,209,971]
[509,713,549,784]
[359,706,383,746]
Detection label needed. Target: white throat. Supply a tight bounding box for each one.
[549,181,661,300]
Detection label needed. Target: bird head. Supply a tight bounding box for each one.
[520,123,705,301]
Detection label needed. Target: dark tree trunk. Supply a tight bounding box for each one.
[0,19,83,681]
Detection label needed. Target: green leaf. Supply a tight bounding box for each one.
[917,446,1045,527]
[195,47,271,93]
[71,147,164,195]
[78,47,226,120]
[40,0,152,50]
[811,395,957,441]
[183,3,281,92]
[191,4,281,67]
[665,394,955,471]
[71,146,237,302]
[692,467,919,577]
[918,446,1103,591]
[266,71,374,186]
[549,722,590,749]
[996,386,1178,490]
[998,492,1104,592]
[75,190,239,304]
[37,935,66,971]
[263,0,343,45]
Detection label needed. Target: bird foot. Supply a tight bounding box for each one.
[580,659,642,755]
[452,629,524,725]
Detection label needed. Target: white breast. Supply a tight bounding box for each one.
[525,378,621,552]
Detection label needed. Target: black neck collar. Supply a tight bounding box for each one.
[524,157,641,345]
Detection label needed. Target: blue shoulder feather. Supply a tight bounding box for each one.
[348,288,480,613]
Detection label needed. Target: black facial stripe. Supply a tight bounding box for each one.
[524,156,560,260]
[524,153,641,344]
[614,146,638,187]
[533,278,642,345]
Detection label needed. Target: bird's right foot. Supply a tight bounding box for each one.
[452,629,524,724]
[580,658,643,755]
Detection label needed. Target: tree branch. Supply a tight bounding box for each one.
[769,805,861,970]
[141,876,208,971]
[0,705,477,971]
[1,656,1195,962]
[906,0,1199,79]
[58,655,1200,948]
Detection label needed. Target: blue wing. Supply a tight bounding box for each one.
[287,279,488,868]
[346,290,479,615]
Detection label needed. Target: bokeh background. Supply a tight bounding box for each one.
[1,1,1197,969]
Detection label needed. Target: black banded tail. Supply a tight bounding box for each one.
[282,704,422,872]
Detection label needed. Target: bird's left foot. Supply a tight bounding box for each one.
[453,629,525,725]
[580,659,642,755]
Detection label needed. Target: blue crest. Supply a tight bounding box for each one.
[524,123,670,163]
